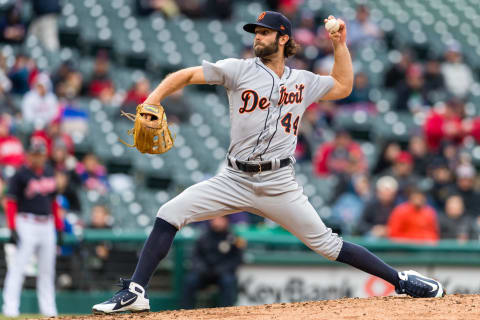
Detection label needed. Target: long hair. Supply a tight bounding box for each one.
[276,33,300,58]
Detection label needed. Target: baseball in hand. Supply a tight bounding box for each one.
[325,19,340,33]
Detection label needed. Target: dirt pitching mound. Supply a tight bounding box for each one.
[57,294,480,320]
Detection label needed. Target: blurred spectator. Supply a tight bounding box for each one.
[427,158,453,210]
[29,0,61,51]
[0,53,13,112]
[161,89,192,124]
[347,5,382,49]
[31,118,74,157]
[75,153,109,194]
[424,98,465,152]
[294,132,311,163]
[182,216,244,309]
[441,44,473,99]
[87,52,115,100]
[205,0,232,20]
[384,50,412,89]
[356,176,398,238]
[423,58,446,102]
[0,5,26,44]
[135,0,180,18]
[55,170,81,214]
[381,151,419,200]
[438,195,473,241]
[372,141,401,175]
[122,78,151,112]
[52,61,83,100]
[408,135,429,176]
[0,115,24,168]
[293,11,316,47]
[21,73,59,129]
[337,72,372,106]
[394,64,429,113]
[176,0,204,18]
[8,53,38,95]
[331,174,371,235]
[50,138,76,172]
[387,186,439,243]
[449,164,480,218]
[85,205,113,285]
[313,129,367,177]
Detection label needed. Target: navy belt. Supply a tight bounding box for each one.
[228,158,291,173]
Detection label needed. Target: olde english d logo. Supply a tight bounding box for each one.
[239,89,271,113]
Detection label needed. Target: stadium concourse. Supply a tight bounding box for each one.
[0,0,480,316]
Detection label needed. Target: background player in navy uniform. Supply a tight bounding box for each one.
[92,12,444,314]
[2,141,64,317]
[182,216,244,309]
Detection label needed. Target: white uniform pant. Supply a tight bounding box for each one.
[2,215,57,317]
[158,165,343,260]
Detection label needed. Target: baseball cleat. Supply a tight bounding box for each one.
[92,279,150,314]
[396,270,445,298]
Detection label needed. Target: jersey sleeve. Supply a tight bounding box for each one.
[303,71,335,106]
[6,171,22,200]
[202,58,242,90]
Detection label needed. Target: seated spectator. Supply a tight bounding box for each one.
[52,61,83,100]
[449,164,480,218]
[439,195,473,241]
[294,131,312,163]
[441,43,473,99]
[29,0,61,51]
[330,174,371,235]
[384,50,412,89]
[161,89,192,124]
[356,176,398,238]
[337,72,373,108]
[0,5,26,44]
[424,98,466,152]
[347,5,382,49]
[75,153,109,194]
[122,77,151,113]
[0,115,25,168]
[313,129,367,177]
[50,138,76,172]
[205,0,232,20]
[88,205,113,229]
[21,73,59,129]
[55,170,81,214]
[394,64,430,113]
[408,135,429,176]
[372,141,401,175]
[423,58,446,102]
[182,216,244,309]
[135,0,180,18]
[293,11,316,47]
[87,52,114,100]
[176,0,204,19]
[8,53,38,95]
[427,158,454,211]
[31,118,74,157]
[387,186,439,243]
[0,53,14,114]
[381,151,419,201]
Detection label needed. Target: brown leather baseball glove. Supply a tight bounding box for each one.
[120,103,174,154]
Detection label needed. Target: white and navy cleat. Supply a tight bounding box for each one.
[92,279,150,314]
[396,270,445,298]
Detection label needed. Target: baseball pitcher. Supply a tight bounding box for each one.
[93,12,445,314]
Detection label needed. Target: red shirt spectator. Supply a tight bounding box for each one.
[313,130,366,176]
[31,119,74,157]
[0,116,24,167]
[387,188,439,243]
[123,78,150,107]
[88,53,114,98]
[424,99,465,151]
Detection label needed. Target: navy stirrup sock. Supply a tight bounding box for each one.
[336,241,400,289]
[131,218,178,288]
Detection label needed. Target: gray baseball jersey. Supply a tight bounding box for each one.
[156,57,343,262]
[202,57,334,161]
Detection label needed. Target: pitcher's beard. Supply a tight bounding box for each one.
[254,39,279,59]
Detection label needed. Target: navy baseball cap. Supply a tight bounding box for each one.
[243,11,292,37]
